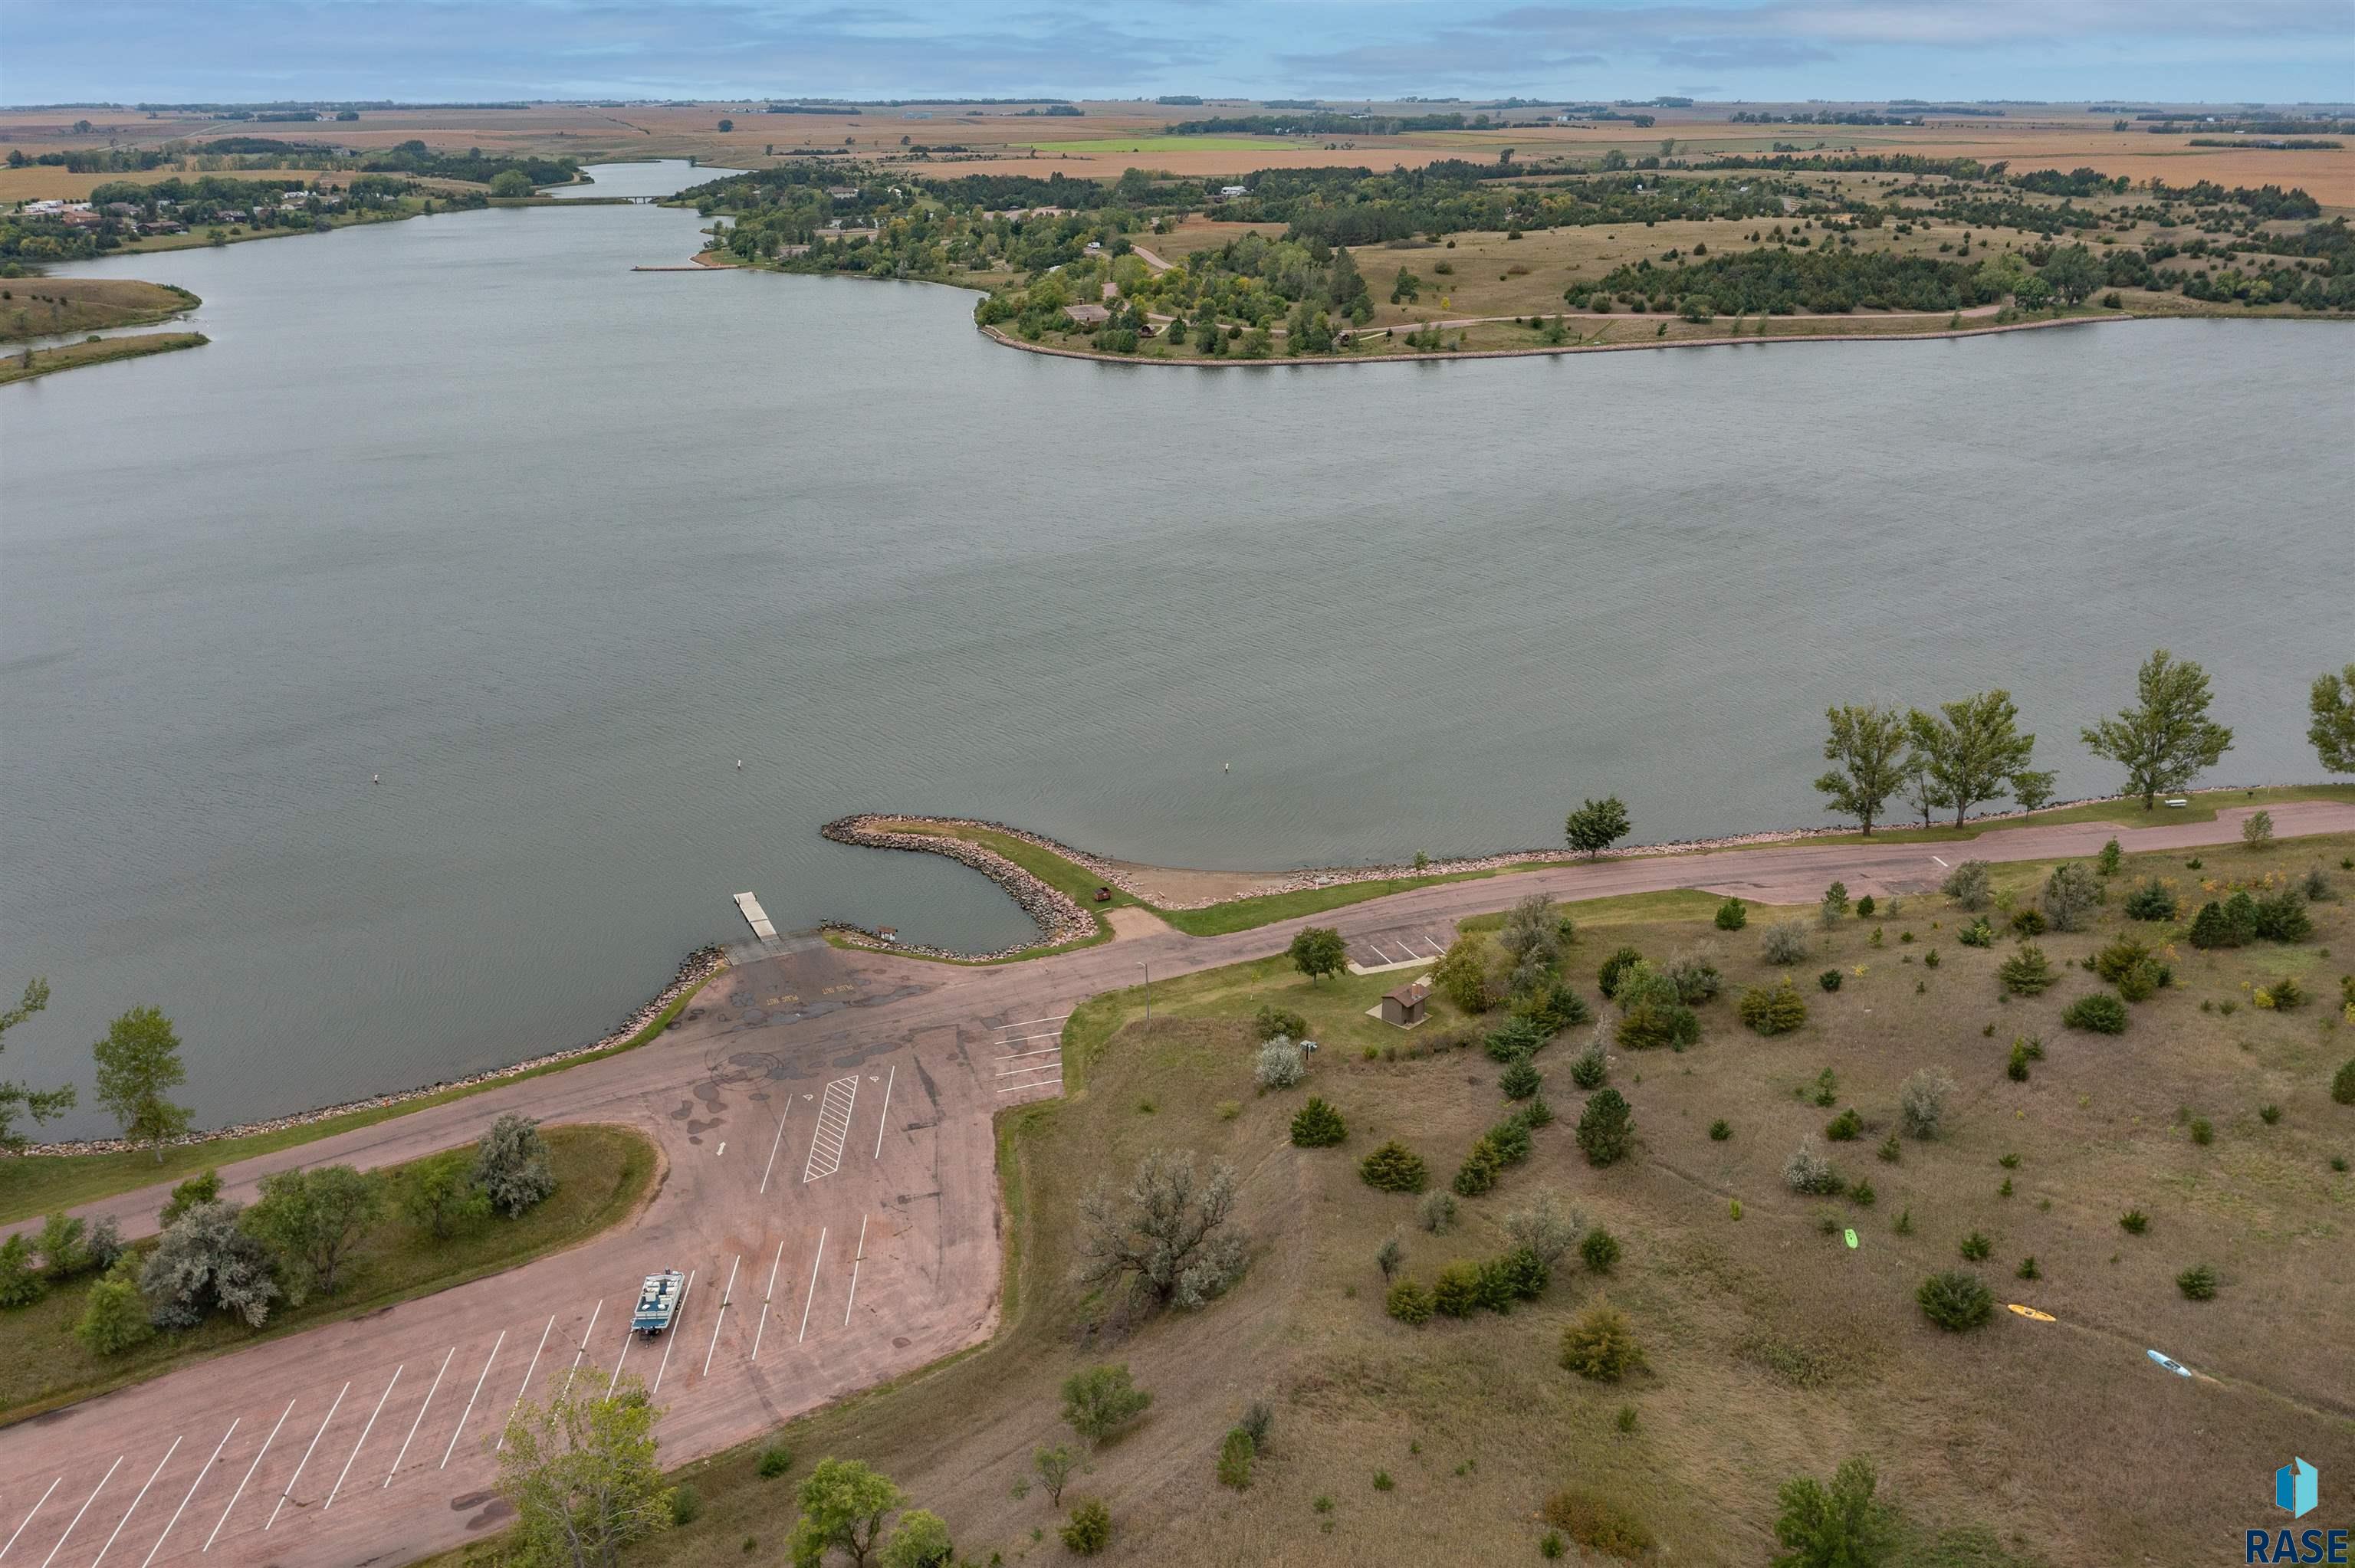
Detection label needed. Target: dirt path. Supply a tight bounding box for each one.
[4,799,2348,1566]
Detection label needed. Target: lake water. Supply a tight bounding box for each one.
[5,162,2350,1135]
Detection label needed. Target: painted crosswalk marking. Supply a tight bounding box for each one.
[803,1077,859,1183]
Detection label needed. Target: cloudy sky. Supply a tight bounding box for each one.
[5,0,2349,106]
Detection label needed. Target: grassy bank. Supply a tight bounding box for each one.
[0,971,714,1225]
[0,330,205,384]
[545,831,2350,1567]
[0,1124,655,1425]
[0,277,197,340]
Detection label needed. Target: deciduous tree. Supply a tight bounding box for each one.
[2308,664,2355,774]
[475,1114,557,1216]
[245,1165,385,1302]
[497,1370,673,1568]
[1,976,74,1153]
[789,1457,903,1568]
[1074,1152,1246,1311]
[1565,795,1631,859]
[2081,648,2234,810]
[92,1005,191,1160]
[1286,926,1347,983]
[1813,704,1907,835]
[1907,691,2035,828]
[1060,1363,1152,1445]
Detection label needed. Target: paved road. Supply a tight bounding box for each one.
[2,799,2346,1566]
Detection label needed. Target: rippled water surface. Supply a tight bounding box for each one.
[5,162,2350,1132]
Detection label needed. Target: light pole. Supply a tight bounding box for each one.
[1138,961,1151,1025]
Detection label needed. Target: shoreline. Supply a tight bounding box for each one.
[980,310,2131,367]
[11,945,729,1159]
[817,784,2347,959]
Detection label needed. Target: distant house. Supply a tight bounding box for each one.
[825,185,860,200]
[1219,185,1248,198]
[1063,302,1111,326]
[1380,976,1432,1028]
[142,219,186,235]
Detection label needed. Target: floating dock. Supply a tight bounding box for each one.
[734,891,777,941]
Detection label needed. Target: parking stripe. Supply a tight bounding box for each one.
[994,1045,1060,1061]
[702,1258,739,1377]
[39,1454,122,1568]
[91,1438,179,1566]
[567,1300,603,1376]
[758,1100,792,1194]
[842,1216,869,1327]
[797,1228,827,1343]
[1000,1014,1070,1028]
[997,1076,1061,1094]
[142,1420,235,1567]
[749,1238,786,1364]
[268,1381,346,1530]
[205,1398,293,1551]
[442,1331,503,1470]
[872,1064,895,1158]
[496,1317,557,1453]
[2,1476,61,1561]
[326,1366,400,1511]
[388,1347,455,1484]
[605,1322,632,1394]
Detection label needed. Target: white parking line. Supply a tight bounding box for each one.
[797,1228,828,1343]
[441,1331,504,1470]
[268,1383,347,1530]
[388,1347,455,1484]
[205,1399,293,1551]
[90,1436,177,1567]
[494,1316,557,1454]
[995,1031,1063,1045]
[750,1238,785,1363]
[802,1077,858,1183]
[142,1420,235,1567]
[605,1322,632,1394]
[39,1455,122,1568]
[995,1060,1060,1077]
[842,1216,869,1327]
[1931,854,1949,867]
[325,1366,399,1511]
[996,1076,1062,1094]
[2,1476,61,1560]
[567,1300,603,1376]
[758,1101,793,1194]
[649,1269,694,1397]
[702,1257,740,1377]
[1000,1013,1070,1028]
[994,1045,1061,1061]
[872,1064,895,1158]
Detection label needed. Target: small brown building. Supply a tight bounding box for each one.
[1063,302,1111,326]
[1380,976,1432,1028]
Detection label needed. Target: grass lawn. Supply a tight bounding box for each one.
[0,331,206,383]
[527,832,2353,1568]
[0,972,714,1225]
[0,1124,655,1425]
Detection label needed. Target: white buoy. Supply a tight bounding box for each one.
[372,773,379,785]
[1223,762,1230,772]
[736,759,743,769]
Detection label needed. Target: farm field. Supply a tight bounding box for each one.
[553,830,2355,1568]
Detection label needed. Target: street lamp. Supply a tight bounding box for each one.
[1138,960,1151,1025]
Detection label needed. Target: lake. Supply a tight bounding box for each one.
[4,162,2350,1135]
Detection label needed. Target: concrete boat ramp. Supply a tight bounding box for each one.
[734,891,778,941]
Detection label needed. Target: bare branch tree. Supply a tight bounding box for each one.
[1075,1150,1248,1312]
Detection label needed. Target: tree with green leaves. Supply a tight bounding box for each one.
[1813,704,1908,835]
[2081,649,2234,811]
[400,1156,493,1240]
[1075,1151,1246,1312]
[1772,1455,1897,1568]
[879,1510,952,1568]
[2040,243,2102,304]
[1033,1444,1077,1504]
[1565,795,1631,859]
[1907,691,2035,828]
[1899,755,1948,828]
[790,1457,904,1568]
[1060,1363,1153,1445]
[74,1259,155,1356]
[475,1113,557,1216]
[1,976,74,1153]
[2309,664,2355,774]
[1286,925,1347,983]
[245,1165,385,1302]
[496,1370,673,1568]
[92,1005,191,1160]
[2008,768,2057,815]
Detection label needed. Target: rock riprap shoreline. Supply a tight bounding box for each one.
[821,815,1097,960]
[15,945,731,1159]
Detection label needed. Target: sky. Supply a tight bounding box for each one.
[3,0,2350,107]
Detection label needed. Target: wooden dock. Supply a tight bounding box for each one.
[734,891,778,941]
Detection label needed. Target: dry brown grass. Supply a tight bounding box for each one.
[516,832,2355,1568]
[0,276,192,340]
[0,330,205,383]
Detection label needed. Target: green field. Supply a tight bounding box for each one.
[1,1124,654,1425]
[559,832,2355,1568]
